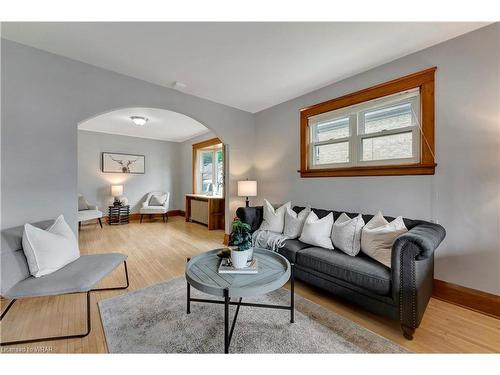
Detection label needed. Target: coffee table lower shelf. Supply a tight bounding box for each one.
[186,262,295,354]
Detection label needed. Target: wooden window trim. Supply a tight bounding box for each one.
[300,67,437,178]
[192,137,223,193]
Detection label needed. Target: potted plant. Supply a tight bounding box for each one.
[228,218,253,268]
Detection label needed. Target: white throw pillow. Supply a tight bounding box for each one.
[361,211,407,268]
[78,195,89,211]
[299,211,334,250]
[283,206,311,239]
[22,215,80,277]
[331,213,365,256]
[149,194,167,206]
[259,199,291,233]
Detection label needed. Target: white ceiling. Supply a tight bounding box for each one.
[1,22,489,113]
[78,107,209,142]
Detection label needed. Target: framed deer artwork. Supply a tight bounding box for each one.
[101,152,145,174]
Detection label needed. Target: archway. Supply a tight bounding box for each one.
[1,41,256,235]
[77,106,230,232]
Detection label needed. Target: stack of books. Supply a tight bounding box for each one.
[218,258,258,274]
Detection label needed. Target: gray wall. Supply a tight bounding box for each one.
[1,38,255,234]
[78,130,181,213]
[2,25,498,295]
[254,23,500,295]
[177,129,252,213]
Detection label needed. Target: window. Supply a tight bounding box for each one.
[300,68,436,177]
[309,90,420,168]
[192,138,224,195]
[198,148,224,194]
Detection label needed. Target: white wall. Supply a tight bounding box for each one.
[1,38,255,234]
[78,130,181,213]
[254,23,500,295]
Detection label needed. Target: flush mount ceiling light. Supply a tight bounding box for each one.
[172,81,187,90]
[130,116,148,126]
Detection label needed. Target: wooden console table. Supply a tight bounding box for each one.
[185,194,224,230]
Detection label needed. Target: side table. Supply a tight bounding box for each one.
[108,205,130,225]
[185,247,293,353]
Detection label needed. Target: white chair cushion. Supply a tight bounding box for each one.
[78,209,103,222]
[140,206,167,214]
[22,215,80,277]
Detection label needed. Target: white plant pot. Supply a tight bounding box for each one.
[247,247,254,261]
[231,249,251,269]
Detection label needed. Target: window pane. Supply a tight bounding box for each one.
[364,103,413,134]
[314,142,349,165]
[314,117,350,141]
[362,132,413,161]
[215,149,224,195]
[201,151,213,192]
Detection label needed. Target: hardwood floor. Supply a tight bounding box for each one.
[1,216,499,353]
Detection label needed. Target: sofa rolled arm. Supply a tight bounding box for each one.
[393,223,446,262]
[236,206,263,233]
[391,222,446,334]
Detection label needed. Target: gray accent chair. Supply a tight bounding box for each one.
[236,205,446,340]
[0,219,129,346]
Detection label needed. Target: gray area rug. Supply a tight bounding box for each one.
[98,277,408,353]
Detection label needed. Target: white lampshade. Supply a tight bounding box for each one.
[237,180,257,197]
[111,185,123,197]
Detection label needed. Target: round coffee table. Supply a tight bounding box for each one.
[185,247,295,353]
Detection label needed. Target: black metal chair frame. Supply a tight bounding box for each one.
[0,260,129,346]
[140,213,168,223]
[79,217,103,230]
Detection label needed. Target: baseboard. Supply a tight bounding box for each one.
[433,279,500,319]
[129,210,185,221]
[167,210,185,217]
[223,234,230,245]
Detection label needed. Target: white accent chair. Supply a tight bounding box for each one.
[139,191,170,223]
[77,194,103,229]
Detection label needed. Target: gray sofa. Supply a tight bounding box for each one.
[0,220,129,346]
[236,205,446,340]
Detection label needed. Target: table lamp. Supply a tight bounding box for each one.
[111,185,123,206]
[237,180,257,207]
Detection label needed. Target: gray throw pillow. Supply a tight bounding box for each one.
[331,213,364,256]
[149,194,167,206]
[78,195,88,211]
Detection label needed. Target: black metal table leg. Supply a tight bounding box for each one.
[290,263,295,323]
[224,288,229,354]
[228,297,243,344]
[187,282,191,314]
[186,258,191,314]
[187,259,295,353]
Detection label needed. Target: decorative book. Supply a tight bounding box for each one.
[218,258,258,274]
